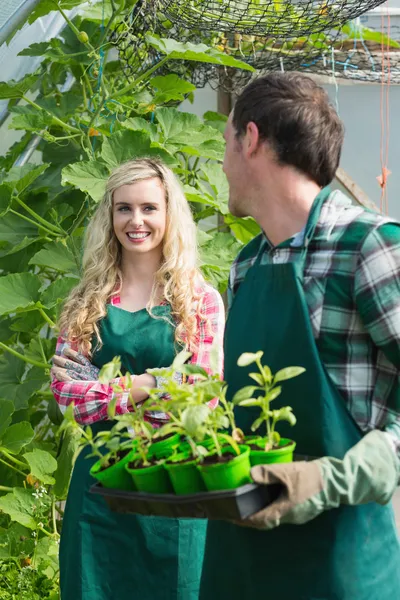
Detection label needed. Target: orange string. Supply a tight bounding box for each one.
[378,8,391,213]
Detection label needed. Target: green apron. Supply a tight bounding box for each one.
[60,305,206,600]
[200,195,400,600]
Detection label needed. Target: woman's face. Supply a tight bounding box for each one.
[112,178,167,259]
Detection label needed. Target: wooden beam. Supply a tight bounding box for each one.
[335,167,380,213]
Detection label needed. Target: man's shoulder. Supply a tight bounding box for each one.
[316,190,400,248]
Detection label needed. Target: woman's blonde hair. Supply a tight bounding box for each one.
[59,158,204,355]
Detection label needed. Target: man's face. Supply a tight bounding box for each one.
[223,112,249,218]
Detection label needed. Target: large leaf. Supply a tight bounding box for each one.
[1,422,34,454]
[61,161,109,202]
[53,428,81,499]
[0,74,39,100]
[0,212,38,244]
[9,111,52,132]
[225,214,260,244]
[0,488,38,529]
[101,130,175,169]
[274,366,306,383]
[41,277,78,308]
[0,400,14,439]
[28,0,83,24]
[0,355,45,411]
[25,337,56,364]
[29,241,78,274]
[146,36,255,71]
[156,108,221,147]
[4,164,50,195]
[0,273,41,315]
[23,449,58,485]
[150,74,196,103]
[0,185,12,217]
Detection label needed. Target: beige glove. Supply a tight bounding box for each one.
[241,430,399,531]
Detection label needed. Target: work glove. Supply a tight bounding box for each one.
[242,430,399,530]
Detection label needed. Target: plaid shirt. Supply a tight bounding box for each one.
[51,282,224,425]
[229,190,400,450]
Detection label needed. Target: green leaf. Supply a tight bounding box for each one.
[150,74,196,103]
[53,428,81,498]
[225,214,260,245]
[146,35,255,71]
[23,449,58,485]
[0,355,45,410]
[61,161,109,203]
[251,416,265,432]
[122,117,157,139]
[1,422,34,454]
[0,273,41,315]
[29,241,78,273]
[274,366,306,383]
[0,74,40,100]
[41,277,77,308]
[0,185,12,217]
[274,406,297,427]
[25,338,55,364]
[4,164,50,195]
[0,212,38,244]
[182,405,210,438]
[101,130,175,169]
[28,0,82,24]
[248,372,264,386]
[0,400,14,439]
[9,111,52,132]
[156,108,221,148]
[237,351,264,367]
[232,386,259,404]
[238,398,262,407]
[179,364,208,378]
[98,357,122,383]
[265,387,282,402]
[0,488,38,529]
[172,350,192,370]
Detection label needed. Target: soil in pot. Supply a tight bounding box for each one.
[165,452,205,495]
[250,438,296,466]
[90,447,137,491]
[197,445,251,492]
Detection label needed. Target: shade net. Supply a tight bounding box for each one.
[111,1,400,89]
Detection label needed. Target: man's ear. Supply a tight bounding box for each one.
[244,121,261,158]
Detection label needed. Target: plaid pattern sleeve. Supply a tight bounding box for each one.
[354,222,400,446]
[228,189,400,456]
[50,337,132,426]
[188,284,225,409]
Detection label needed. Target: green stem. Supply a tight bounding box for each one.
[9,209,60,237]
[81,65,94,100]
[111,57,169,99]
[0,457,26,477]
[1,449,27,470]
[0,485,13,492]
[38,525,56,538]
[57,4,96,53]
[38,308,56,329]
[14,196,64,235]
[22,96,80,134]
[52,498,58,536]
[0,342,48,369]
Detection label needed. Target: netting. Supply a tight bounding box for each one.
[159,0,386,36]
[111,1,400,89]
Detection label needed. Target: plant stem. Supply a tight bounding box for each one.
[52,498,58,536]
[38,525,56,538]
[0,485,13,492]
[1,449,27,470]
[9,209,60,237]
[110,57,169,99]
[0,457,26,477]
[22,96,80,134]
[0,342,48,369]
[57,5,96,53]
[38,308,56,329]
[14,196,64,235]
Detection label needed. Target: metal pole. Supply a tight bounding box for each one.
[0,0,42,47]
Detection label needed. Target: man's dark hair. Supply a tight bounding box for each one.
[233,72,344,187]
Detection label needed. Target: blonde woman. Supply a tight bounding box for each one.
[51,158,224,600]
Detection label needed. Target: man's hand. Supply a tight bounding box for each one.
[239,430,399,531]
[51,348,100,382]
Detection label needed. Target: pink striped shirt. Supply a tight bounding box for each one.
[51,283,225,426]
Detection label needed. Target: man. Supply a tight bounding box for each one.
[200,72,400,599]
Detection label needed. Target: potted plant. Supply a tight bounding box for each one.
[233,351,305,465]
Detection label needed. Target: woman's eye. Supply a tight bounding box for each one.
[144,205,156,212]
[117,206,130,212]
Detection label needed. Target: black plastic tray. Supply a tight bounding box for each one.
[90,482,282,521]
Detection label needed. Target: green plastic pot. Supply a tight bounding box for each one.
[165,452,205,495]
[90,447,137,491]
[126,459,172,494]
[250,438,296,466]
[197,445,251,492]
[150,433,181,459]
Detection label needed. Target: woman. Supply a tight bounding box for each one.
[51,158,224,600]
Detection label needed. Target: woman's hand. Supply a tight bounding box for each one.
[51,348,100,382]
